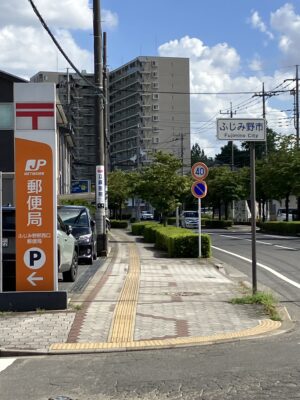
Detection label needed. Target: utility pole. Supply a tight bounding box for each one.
[93,0,107,256]
[220,102,236,171]
[285,66,300,219]
[180,132,184,175]
[253,83,278,156]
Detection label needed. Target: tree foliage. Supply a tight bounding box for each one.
[134,151,190,223]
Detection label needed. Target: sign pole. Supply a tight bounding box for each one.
[198,197,201,258]
[0,171,2,292]
[250,142,257,294]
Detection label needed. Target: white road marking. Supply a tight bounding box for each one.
[212,246,300,289]
[274,245,297,250]
[220,234,297,250]
[0,358,16,373]
[220,235,241,240]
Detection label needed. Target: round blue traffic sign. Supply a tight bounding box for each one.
[191,181,207,199]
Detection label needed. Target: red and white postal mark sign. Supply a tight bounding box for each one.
[14,83,57,291]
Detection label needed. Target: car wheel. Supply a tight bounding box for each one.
[87,256,93,265]
[93,245,97,260]
[63,250,78,282]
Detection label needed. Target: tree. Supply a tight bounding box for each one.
[134,151,190,224]
[107,170,133,219]
[206,166,245,219]
[191,143,214,167]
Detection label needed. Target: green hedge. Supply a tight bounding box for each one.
[143,224,167,243]
[168,232,211,258]
[110,220,128,229]
[205,219,233,229]
[259,221,300,236]
[132,224,211,258]
[131,221,158,236]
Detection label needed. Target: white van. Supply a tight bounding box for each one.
[180,211,199,229]
[276,208,297,221]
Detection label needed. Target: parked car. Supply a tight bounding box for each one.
[141,211,154,220]
[180,210,199,229]
[1,207,16,291]
[1,207,78,290]
[57,214,79,282]
[276,208,298,221]
[58,205,97,264]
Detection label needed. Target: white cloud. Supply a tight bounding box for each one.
[249,55,263,72]
[0,25,93,79]
[159,36,291,157]
[271,3,300,64]
[249,10,274,40]
[102,9,119,30]
[0,0,118,78]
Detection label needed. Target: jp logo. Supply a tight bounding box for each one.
[23,247,46,270]
[25,159,47,172]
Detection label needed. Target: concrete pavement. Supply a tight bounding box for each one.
[0,228,284,356]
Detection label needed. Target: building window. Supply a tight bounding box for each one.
[0,103,13,130]
[153,104,159,111]
[152,82,159,89]
[153,115,159,122]
[152,93,159,100]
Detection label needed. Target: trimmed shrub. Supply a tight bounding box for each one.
[110,220,128,229]
[205,219,233,229]
[167,232,211,258]
[259,221,300,236]
[131,221,157,236]
[143,224,166,243]
[151,226,211,258]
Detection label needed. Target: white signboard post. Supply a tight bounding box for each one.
[217,118,266,141]
[216,118,266,294]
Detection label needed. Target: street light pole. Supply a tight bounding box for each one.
[93,0,107,256]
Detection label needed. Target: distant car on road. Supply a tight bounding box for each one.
[141,211,154,220]
[58,205,97,264]
[180,210,199,229]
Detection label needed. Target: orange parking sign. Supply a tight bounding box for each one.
[14,83,57,291]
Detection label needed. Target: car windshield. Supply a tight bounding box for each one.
[184,212,198,218]
[58,207,89,227]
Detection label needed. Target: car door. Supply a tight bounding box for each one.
[57,217,74,271]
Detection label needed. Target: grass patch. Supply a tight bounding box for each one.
[69,303,82,311]
[231,291,281,321]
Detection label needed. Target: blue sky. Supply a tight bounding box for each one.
[1,0,300,155]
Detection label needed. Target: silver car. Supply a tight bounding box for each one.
[180,211,199,229]
[57,215,78,282]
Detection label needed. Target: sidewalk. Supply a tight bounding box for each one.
[0,229,283,356]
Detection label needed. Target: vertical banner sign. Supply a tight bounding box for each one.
[14,83,57,291]
[96,165,105,208]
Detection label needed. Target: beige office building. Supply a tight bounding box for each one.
[109,56,191,173]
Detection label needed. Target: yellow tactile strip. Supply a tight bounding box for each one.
[50,319,281,352]
[108,243,140,343]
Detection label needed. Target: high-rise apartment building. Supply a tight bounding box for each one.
[109,56,191,173]
[31,71,97,184]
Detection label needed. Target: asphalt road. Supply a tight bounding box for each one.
[207,228,300,320]
[1,329,300,400]
[58,256,105,294]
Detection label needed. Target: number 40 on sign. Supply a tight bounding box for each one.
[191,162,209,181]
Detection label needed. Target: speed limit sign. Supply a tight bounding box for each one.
[191,162,209,181]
